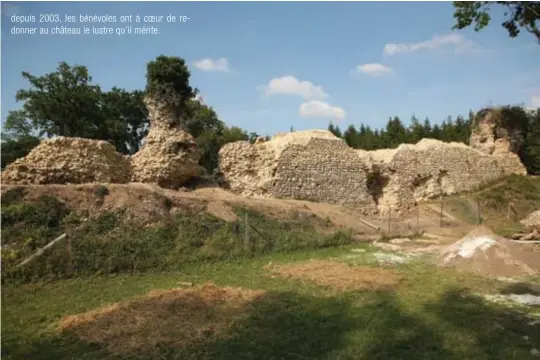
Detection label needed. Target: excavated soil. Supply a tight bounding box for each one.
[440,226,540,277]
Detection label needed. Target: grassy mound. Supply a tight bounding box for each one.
[442,175,540,236]
[1,189,353,283]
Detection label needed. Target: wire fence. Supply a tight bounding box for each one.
[2,208,354,285]
[376,196,534,240]
[4,194,535,287]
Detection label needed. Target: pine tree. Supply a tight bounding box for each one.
[423,117,432,138]
[409,114,424,143]
[343,124,359,148]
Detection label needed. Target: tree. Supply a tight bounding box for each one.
[4,110,34,137]
[5,62,150,154]
[196,125,248,173]
[328,122,342,138]
[1,133,41,169]
[100,88,149,154]
[408,114,426,143]
[524,108,540,174]
[11,62,105,138]
[452,2,540,42]
[145,55,197,128]
[184,99,224,138]
[384,116,408,147]
[343,125,359,148]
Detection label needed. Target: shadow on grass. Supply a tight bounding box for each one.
[3,288,539,360]
[423,288,539,360]
[499,282,540,296]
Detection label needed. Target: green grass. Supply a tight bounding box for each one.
[3,186,540,359]
[2,246,539,360]
[1,194,353,284]
[441,175,540,236]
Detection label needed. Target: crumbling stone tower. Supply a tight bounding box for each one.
[130,96,202,188]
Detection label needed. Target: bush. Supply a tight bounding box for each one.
[94,185,109,197]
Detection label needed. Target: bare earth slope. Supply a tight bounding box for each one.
[0,183,467,238]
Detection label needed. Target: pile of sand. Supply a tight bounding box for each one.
[440,226,540,277]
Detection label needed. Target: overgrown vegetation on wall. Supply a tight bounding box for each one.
[0,189,352,283]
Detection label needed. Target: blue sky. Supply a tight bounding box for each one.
[2,1,539,136]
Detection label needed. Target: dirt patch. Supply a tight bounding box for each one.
[205,201,238,222]
[267,260,402,292]
[440,226,540,277]
[57,282,265,356]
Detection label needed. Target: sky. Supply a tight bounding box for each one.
[1,1,539,137]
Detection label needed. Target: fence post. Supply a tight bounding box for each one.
[244,212,250,253]
[477,200,482,224]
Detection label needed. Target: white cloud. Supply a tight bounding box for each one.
[194,58,231,72]
[384,33,480,56]
[258,76,328,99]
[299,101,346,120]
[355,63,395,77]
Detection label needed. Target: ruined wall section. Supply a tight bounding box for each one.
[1,137,131,185]
[220,126,529,213]
[218,130,377,211]
[130,96,202,188]
[469,108,527,175]
[271,137,376,211]
[218,140,276,196]
[358,139,519,212]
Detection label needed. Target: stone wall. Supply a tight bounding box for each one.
[219,130,528,213]
[219,130,377,212]
[1,137,131,184]
[357,139,518,212]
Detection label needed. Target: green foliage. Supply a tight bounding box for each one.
[524,109,540,174]
[452,1,540,41]
[1,187,26,205]
[100,88,149,154]
[94,186,109,198]
[442,175,540,236]
[0,134,41,169]
[5,62,149,155]
[1,195,71,273]
[1,196,353,283]
[328,114,472,151]
[328,122,343,138]
[145,55,197,126]
[196,125,249,173]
